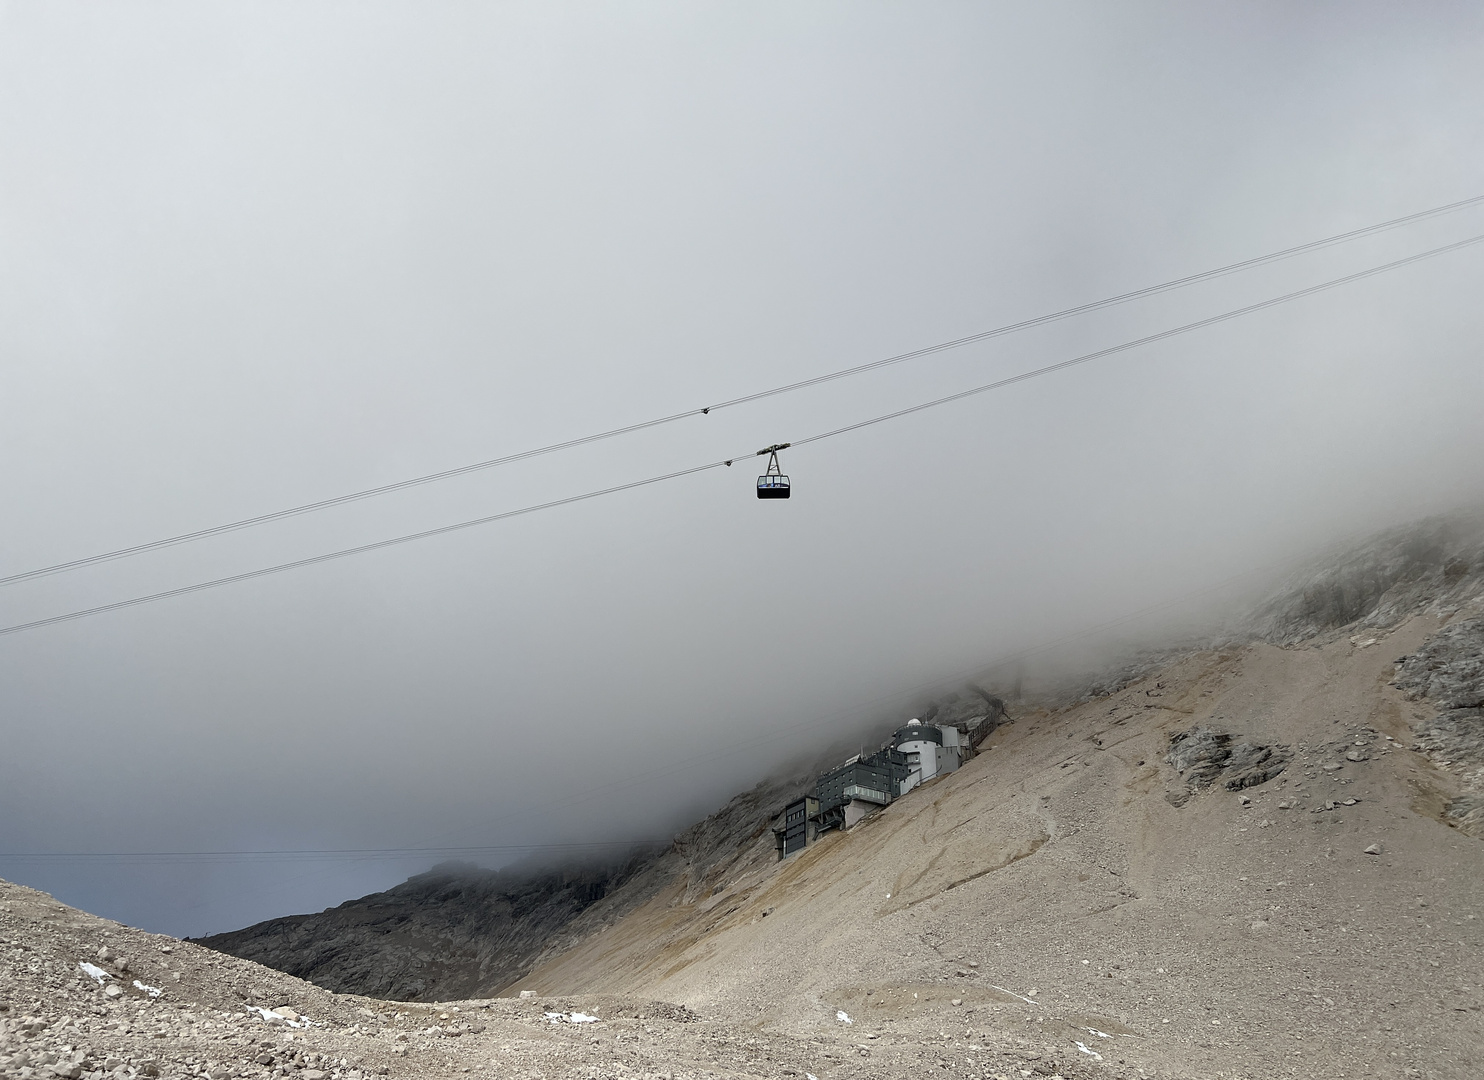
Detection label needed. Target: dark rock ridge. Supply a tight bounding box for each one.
[197,772,818,1002]
[194,854,655,1002]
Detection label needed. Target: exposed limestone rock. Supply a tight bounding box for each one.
[1165,726,1291,796]
[1249,511,1484,645]
[1395,616,1484,709]
[1393,615,1484,837]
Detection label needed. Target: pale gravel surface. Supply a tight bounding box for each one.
[1,874,1099,1080]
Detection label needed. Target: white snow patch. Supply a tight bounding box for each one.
[1085,1027,1113,1038]
[78,962,110,983]
[836,1011,853,1024]
[544,1011,599,1024]
[1076,1041,1103,1060]
[132,980,163,998]
[247,1006,314,1028]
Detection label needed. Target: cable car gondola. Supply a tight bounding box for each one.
[756,443,790,499]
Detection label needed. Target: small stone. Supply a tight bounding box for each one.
[1343,798,1358,806]
[951,998,963,1006]
[966,960,979,968]
[1238,794,1251,805]
[255,1053,274,1065]
[1364,844,1383,855]
[1277,801,1291,809]
[97,945,114,963]
[103,984,122,998]
[519,991,537,999]
[208,1068,231,1080]
[1345,751,1368,762]
[271,1008,299,1021]
[1251,920,1270,931]
[302,1071,327,1080]
[1322,763,1342,772]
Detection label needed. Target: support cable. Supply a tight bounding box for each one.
[4,193,1483,589]
[1,230,1480,640]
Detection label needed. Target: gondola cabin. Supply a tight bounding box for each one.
[757,473,790,499]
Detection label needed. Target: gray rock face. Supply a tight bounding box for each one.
[195,856,657,1001]
[1395,616,1484,709]
[1249,511,1484,644]
[917,686,1007,747]
[1166,727,1291,794]
[1446,793,1484,834]
[1393,614,1484,837]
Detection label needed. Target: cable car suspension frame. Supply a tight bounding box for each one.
[755,443,791,499]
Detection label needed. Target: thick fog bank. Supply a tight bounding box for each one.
[3,3,1483,936]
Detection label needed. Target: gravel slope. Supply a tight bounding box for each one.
[509,611,1484,1080]
[1,874,1099,1080]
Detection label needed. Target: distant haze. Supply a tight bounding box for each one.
[3,2,1483,937]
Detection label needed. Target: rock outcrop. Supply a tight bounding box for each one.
[1249,511,1484,644]
[1164,726,1291,805]
[194,856,656,1001]
[1395,614,1484,836]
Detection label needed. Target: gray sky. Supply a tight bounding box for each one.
[3,2,1483,937]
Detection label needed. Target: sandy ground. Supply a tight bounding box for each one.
[5,613,1481,1080]
[508,614,1484,1080]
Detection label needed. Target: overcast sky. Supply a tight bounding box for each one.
[3,2,1483,938]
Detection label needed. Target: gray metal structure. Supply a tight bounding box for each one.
[774,795,819,858]
[811,748,912,833]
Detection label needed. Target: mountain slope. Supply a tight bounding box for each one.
[194,509,1484,1078]
[509,608,1484,1079]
